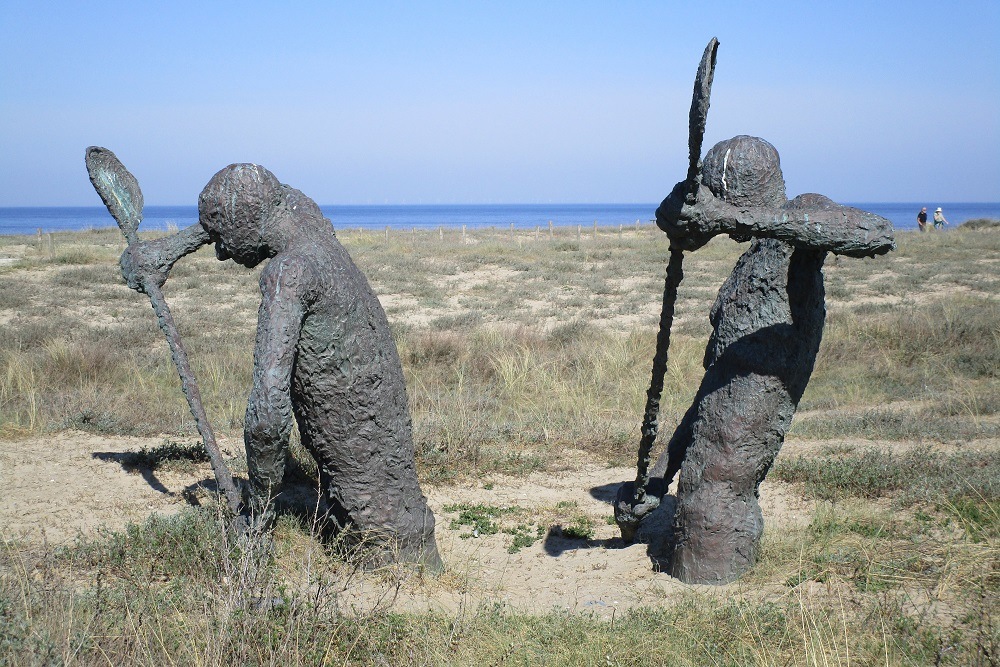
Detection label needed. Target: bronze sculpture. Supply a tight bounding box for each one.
[91,153,442,570]
[615,40,894,584]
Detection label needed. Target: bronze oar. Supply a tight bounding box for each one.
[616,38,718,541]
[85,146,245,528]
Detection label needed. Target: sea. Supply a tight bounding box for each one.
[0,202,997,236]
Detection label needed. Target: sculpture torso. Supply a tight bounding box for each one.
[253,222,432,547]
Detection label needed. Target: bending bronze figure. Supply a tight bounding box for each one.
[91,154,442,569]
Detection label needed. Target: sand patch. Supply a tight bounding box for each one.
[0,431,822,616]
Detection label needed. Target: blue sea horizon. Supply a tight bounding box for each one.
[1,202,998,236]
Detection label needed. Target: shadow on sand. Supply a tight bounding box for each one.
[91,451,327,524]
[541,480,677,572]
[91,451,677,570]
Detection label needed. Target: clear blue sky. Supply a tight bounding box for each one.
[2,1,997,206]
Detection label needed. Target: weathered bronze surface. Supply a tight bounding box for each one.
[117,163,442,569]
[659,138,892,584]
[616,40,894,585]
[87,147,243,527]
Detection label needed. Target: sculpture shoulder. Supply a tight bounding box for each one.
[258,249,322,304]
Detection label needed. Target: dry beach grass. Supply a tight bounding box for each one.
[0,221,997,665]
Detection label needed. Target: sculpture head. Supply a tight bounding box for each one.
[198,164,283,267]
[656,135,788,248]
[701,135,787,208]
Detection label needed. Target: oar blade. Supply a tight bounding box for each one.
[85,146,144,240]
[685,37,719,188]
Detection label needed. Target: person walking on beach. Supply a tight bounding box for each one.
[933,207,948,229]
[917,207,928,232]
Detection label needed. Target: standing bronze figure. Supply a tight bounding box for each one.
[615,40,894,584]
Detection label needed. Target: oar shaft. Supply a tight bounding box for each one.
[633,247,684,502]
[144,280,244,518]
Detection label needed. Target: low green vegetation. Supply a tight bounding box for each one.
[129,439,211,470]
[3,500,995,665]
[1,224,998,664]
[442,501,595,552]
[444,503,518,538]
[775,447,999,501]
[774,447,1000,543]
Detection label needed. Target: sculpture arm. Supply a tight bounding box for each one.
[119,222,211,292]
[731,192,893,257]
[657,183,895,257]
[244,255,307,508]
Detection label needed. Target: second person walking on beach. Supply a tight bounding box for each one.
[933,207,948,229]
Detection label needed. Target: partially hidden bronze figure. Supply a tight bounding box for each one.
[89,152,442,570]
[615,39,895,585]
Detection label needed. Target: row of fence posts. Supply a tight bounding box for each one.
[376,219,649,243]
